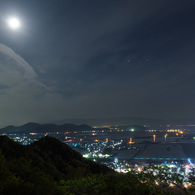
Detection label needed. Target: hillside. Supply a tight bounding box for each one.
[0,136,170,195]
[0,136,113,194]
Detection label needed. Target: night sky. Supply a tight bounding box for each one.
[0,0,195,127]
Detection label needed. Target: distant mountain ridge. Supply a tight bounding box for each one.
[1,116,195,133]
[54,117,195,126]
[0,122,92,133]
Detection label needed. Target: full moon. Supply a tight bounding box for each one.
[7,17,21,30]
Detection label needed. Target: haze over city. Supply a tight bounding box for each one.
[0,0,195,127]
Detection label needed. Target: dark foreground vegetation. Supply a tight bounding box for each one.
[0,136,194,195]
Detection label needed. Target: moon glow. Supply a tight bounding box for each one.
[7,17,21,30]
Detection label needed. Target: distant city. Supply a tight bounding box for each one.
[0,121,195,189]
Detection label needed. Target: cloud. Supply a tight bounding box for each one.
[0,43,45,91]
[0,43,67,127]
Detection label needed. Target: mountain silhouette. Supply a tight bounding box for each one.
[0,136,183,194]
[0,122,92,133]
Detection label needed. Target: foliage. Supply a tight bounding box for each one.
[0,136,113,194]
[0,136,193,194]
[59,173,166,195]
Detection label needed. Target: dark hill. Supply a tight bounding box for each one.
[0,135,112,176]
[0,136,168,195]
[0,136,113,194]
[0,136,26,159]
[0,122,92,133]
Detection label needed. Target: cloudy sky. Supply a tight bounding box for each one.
[0,0,195,127]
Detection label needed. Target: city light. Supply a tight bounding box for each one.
[1,123,194,191]
[83,154,89,158]
[153,134,156,142]
[128,138,135,144]
[164,134,168,142]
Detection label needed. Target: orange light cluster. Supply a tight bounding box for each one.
[128,138,135,144]
[153,134,156,142]
[167,129,181,132]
